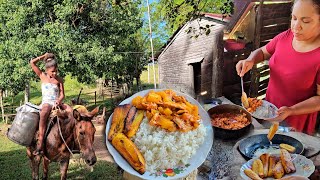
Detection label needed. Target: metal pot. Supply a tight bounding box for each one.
[208,104,252,140]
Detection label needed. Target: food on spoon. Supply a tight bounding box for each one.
[279,143,296,153]
[280,149,296,174]
[267,122,279,141]
[260,153,270,177]
[252,159,264,178]
[125,110,145,138]
[111,133,146,174]
[244,168,263,180]
[273,161,285,179]
[241,92,250,109]
[108,104,131,141]
[267,155,277,177]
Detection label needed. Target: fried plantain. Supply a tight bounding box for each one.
[107,104,131,141]
[125,110,145,138]
[244,168,263,180]
[280,149,296,174]
[260,153,270,177]
[111,133,146,174]
[273,161,285,179]
[279,143,296,153]
[267,122,279,141]
[267,155,277,177]
[252,159,264,178]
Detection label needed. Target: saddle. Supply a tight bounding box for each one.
[34,109,69,147]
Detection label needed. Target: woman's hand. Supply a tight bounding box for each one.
[265,106,293,122]
[236,59,255,77]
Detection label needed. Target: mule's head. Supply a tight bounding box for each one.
[73,106,99,166]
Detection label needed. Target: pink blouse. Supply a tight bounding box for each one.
[265,29,320,134]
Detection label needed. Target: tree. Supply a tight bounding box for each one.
[0,0,146,99]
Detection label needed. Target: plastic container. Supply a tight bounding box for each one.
[7,103,40,146]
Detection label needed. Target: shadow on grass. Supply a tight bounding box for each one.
[0,148,123,180]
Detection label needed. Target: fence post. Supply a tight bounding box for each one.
[95,91,96,105]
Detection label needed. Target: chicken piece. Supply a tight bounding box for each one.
[172,116,192,132]
[163,101,187,110]
[280,149,296,174]
[172,95,187,103]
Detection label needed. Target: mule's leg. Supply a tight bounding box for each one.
[59,159,70,180]
[27,147,41,180]
[42,157,50,180]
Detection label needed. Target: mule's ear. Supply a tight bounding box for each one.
[89,106,99,117]
[73,109,81,121]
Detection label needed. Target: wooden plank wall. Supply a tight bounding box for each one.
[251,1,292,97]
[158,17,225,98]
[223,1,292,103]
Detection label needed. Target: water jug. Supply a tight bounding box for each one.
[7,103,40,146]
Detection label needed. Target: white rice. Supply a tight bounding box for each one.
[132,118,206,173]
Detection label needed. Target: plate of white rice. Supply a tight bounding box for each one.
[105,89,213,179]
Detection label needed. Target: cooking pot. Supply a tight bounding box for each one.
[208,104,252,140]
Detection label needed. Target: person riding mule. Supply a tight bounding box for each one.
[26,106,99,180]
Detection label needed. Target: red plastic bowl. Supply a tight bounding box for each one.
[224,39,245,51]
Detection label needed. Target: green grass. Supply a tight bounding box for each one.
[140,64,159,86]
[0,123,123,180]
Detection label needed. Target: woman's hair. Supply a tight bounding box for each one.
[43,53,57,68]
[294,0,320,14]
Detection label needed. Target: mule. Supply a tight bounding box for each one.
[26,106,99,180]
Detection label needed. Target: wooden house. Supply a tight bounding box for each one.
[157,14,227,99]
[157,0,293,102]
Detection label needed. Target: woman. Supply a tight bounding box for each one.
[236,0,320,135]
[30,52,71,155]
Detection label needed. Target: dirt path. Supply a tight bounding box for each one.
[92,122,114,163]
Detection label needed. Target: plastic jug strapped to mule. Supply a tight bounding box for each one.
[7,102,40,146]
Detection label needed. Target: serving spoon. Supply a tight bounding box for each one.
[241,77,249,108]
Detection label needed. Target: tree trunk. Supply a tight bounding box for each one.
[0,89,4,122]
[136,76,141,91]
[24,81,30,103]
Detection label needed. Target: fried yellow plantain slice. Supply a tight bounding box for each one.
[111,133,146,174]
[125,110,145,138]
[108,104,131,141]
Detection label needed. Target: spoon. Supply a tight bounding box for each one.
[241,77,249,108]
